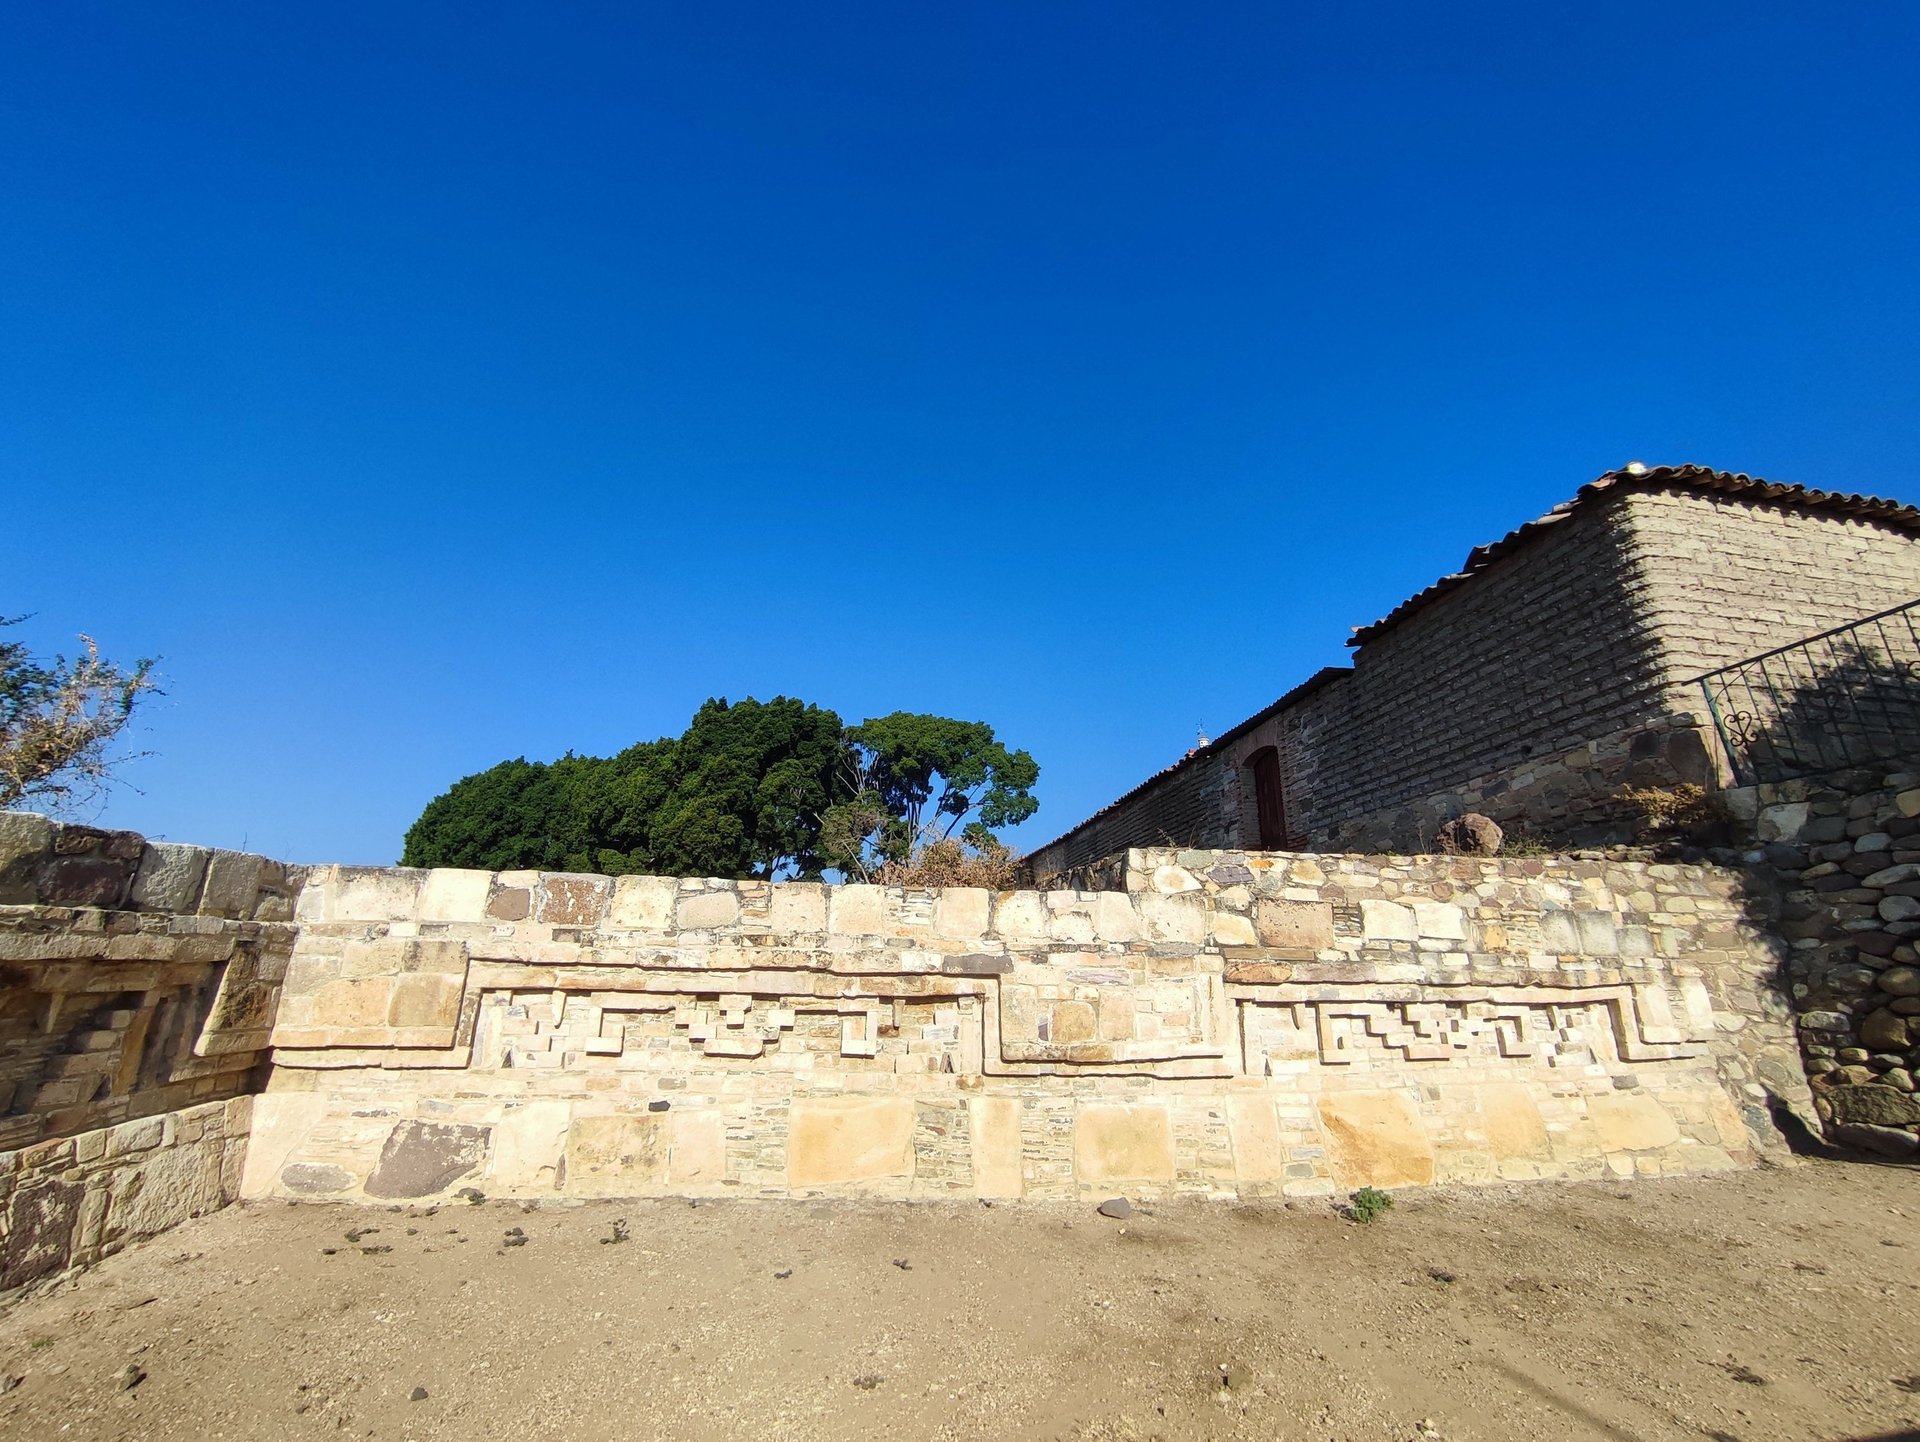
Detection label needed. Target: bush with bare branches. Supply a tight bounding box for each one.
[1,619,159,812]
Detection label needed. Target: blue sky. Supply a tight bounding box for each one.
[6,4,1919,864]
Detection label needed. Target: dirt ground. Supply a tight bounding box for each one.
[0,1158,1916,1442]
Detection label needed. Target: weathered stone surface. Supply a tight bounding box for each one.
[667,1111,727,1185]
[1479,1084,1551,1163]
[970,1097,1023,1199]
[0,1180,82,1290]
[128,843,210,913]
[1833,1122,1920,1158]
[1359,900,1417,943]
[486,886,532,921]
[1587,1093,1681,1153]
[565,1114,667,1194]
[1857,1009,1912,1051]
[1435,813,1503,856]
[788,1097,915,1188]
[365,1121,491,1199]
[1318,1091,1434,1189]
[1878,966,1920,997]
[37,855,131,908]
[539,875,609,927]
[1072,1106,1175,1184]
[1824,1085,1920,1127]
[199,850,265,917]
[417,868,491,923]
[676,889,740,931]
[830,885,888,936]
[0,811,53,903]
[279,1162,354,1195]
[1255,899,1333,952]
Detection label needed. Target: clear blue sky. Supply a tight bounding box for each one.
[7,4,1919,864]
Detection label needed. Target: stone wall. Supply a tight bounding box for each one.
[1736,765,1920,1158]
[0,813,300,1290]
[1027,482,1920,869]
[246,850,1797,1206]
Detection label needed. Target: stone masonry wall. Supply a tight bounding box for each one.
[0,813,301,1290]
[246,850,1797,1207]
[1735,765,1920,1159]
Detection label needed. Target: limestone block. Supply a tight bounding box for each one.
[129,843,210,914]
[1826,1084,1920,1127]
[1151,865,1201,894]
[677,889,740,931]
[564,1115,666,1196]
[0,811,53,904]
[279,1162,353,1196]
[1758,802,1810,842]
[1072,1105,1175,1184]
[199,850,266,918]
[239,1093,327,1198]
[1,1180,83,1290]
[539,874,610,926]
[933,888,990,940]
[608,875,677,929]
[830,885,888,936]
[1137,892,1205,944]
[387,973,465,1034]
[308,977,393,1030]
[106,1143,222,1243]
[667,1111,727,1185]
[1587,1093,1681,1153]
[488,1101,572,1190]
[1256,899,1334,952]
[990,891,1047,938]
[766,883,826,934]
[1359,900,1416,943]
[1575,912,1620,955]
[787,1096,916,1188]
[1412,903,1466,941]
[1093,892,1141,943]
[1317,1091,1435,1188]
[1226,1095,1288,1182]
[366,1120,492,1199]
[332,867,424,922]
[417,869,492,923]
[1209,911,1258,947]
[970,1097,1024,1199]
[1478,1084,1551,1163]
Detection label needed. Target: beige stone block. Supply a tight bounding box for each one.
[787,1096,916,1187]
[1318,1091,1434,1189]
[991,891,1047,938]
[388,973,464,1031]
[1209,910,1258,946]
[1137,893,1205,944]
[830,885,888,936]
[933,888,990,940]
[767,882,826,934]
[1587,1093,1681,1153]
[333,868,424,922]
[608,876,677,929]
[1227,1095,1287,1182]
[280,953,340,999]
[1051,1001,1097,1043]
[309,977,393,1029]
[677,889,740,930]
[1072,1105,1175,1184]
[239,1092,328,1199]
[565,1113,668,1195]
[1359,900,1417,943]
[1093,892,1141,943]
[1412,902,1466,941]
[488,1101,571,1190]
[667,1111,727,1185]
[1479,1084,1551,1162]
[539,874,610,926]
[1151,865,1201,894]
[1255,899,1334,951]
[417,868,492,923]
[1708,1087,1751,1152]
[970,1097,1023,1199]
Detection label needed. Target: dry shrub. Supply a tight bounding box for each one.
[1615,782,1723,833]
[872,836,1020,889]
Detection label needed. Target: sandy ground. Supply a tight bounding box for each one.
[0,1159,1916,1442]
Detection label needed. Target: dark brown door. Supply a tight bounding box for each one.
[1249,747,1286,849]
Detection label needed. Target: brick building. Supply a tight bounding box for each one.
[1026,464,1920,881]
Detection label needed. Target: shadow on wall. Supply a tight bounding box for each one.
[1719,643,1920,1162]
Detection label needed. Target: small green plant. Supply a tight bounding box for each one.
[1499,833,1553,857]
[1344,1186,1394,1224]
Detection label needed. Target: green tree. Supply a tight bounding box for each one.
[822,712,1040,877]
[1,619,159,811]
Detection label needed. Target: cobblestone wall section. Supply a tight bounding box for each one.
[1735,766,1920,1159]
[247,850,1797,1206]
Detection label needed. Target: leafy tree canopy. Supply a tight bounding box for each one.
[401,696,1001,881]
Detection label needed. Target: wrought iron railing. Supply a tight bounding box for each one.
[1697,597,1920,785]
